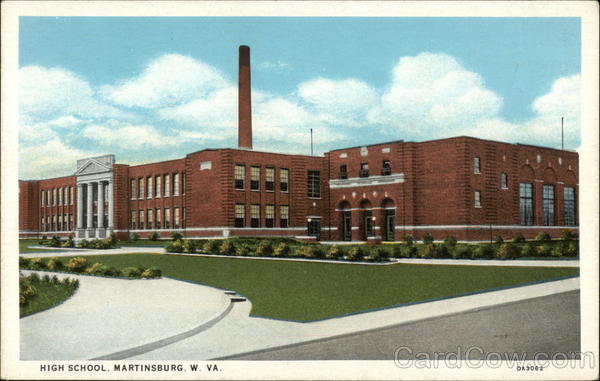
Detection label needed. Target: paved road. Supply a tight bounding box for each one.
[227,290,580,360]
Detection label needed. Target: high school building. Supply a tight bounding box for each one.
[18,46,579,242]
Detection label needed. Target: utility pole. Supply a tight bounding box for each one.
[310,128,314,156]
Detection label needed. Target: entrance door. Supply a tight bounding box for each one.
[385,212,395,241]
[342,211,352,241]
[308,218,321,241]
[363,212,373,239]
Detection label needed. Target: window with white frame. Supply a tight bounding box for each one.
[474,157,481,174]
[250,204,260,227]
[47,190,51,206]
[155,208,161,228]
[147,176,153,199]
[265,204,275,227]
[501,173,508,189]
[131,179,136,200]
[251,166,260,191]
[265,167,275,191]
[173,173,180,196]
[155,175,161,198]
[164,208,171,229]
[147,209,153,229]
[543,184,555,226]
[307,170,321,198]
[234,204,245,227]
[280,168,289,192]
[280,205,289,228]
[138,178,144,199]
[58,187,62,205]
[182,173,186,194]
[139,209,145,230]
[164,174,170,197]
[131,210,137,229]
[53,188,57,206]
[474,191,481,208]
[235,165,245,190]
[519,183,534,226]
[70,187,74,205]
[41,191,45,207]
[174,207,180,228]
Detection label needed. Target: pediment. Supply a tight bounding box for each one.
[75,159,111,176]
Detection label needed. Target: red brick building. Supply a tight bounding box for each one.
[18,46,579,242]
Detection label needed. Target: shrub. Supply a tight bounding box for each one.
[452,245,472,259]
[38,235,48,244]
[443,235,457,248]
[235,245,250,256]
[496,243,520,260]
[400,245,417,258]
[62,236,75,248]
[347,246,365,261]
[436,244,450,258]
[77,239,89,248]
[273,242,291,257]
[130,232,139,241]
[403,234,414,246]
[46,257,64,271]
[170,232,183,241]
[202,240,221,254]
[121,267,142,278]
[28,272,41,283]
[418,244,436,258]
[551,245,565,258]
[50,275,60,284]
[85,262,106,274]
[141,267,162,278]
[536,244,553,257]
[561,230,576,241]
[107,233,118,247]
[42,274,51,282]
[149,232,160,241]
[166,239,184,253]
[19,257,31,268]
[520,244,536,258]
[535,232,552,242]
[219,240,236,255]
[256,241,274,257]
[304,246,325,259]
[29,257,46,270]
[566,242,578,257]
[494,235,504,245]
[422,233,434,245]
[472,245,494,260]
[326,245,344,260]
[389,245,402,258]
[370,247,390,262]
[66,257,87,272]
[512,233,526,243]
[48,236,61,247]
[183,240,196,254]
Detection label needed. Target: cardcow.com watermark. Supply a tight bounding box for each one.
[394,346,595,370]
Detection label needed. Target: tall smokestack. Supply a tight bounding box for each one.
[238,45,252,149]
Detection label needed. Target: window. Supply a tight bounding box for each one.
[543,185,555,226]
[474,191,481,208]
[47,190,51,206]
[251,166,260,191]
[41,191,45,207]
[235,165,245,190]
[53,215,57,231]
[64,188,69,205]
[70,187,74,205]
[58,214,62,231]
[564,187,576,226]
[182,207,186,228]
[265,205,275,227]
[138,178,144,199]
[250,204,260,227]
[46,216,50,231]
[382,160,391,176]
[280,168,289,192]
[501,172,508,189]
[474,157,481,174]
[53,188,57,206]
[307,170,321,198]
[359,163,369,178]
[155,208,161,229]
[147,209,153,230]
[58,187,63,205]
[164,174,170,197]
[308,218,321,239]
[131,179,136,200]
[139,210,145,230]
[280,205,289,228]
[155,176,161,198]
[164,208,171,229]
[520,183,534,226]
[173,173,180,196]
[234,204,245,227]
[339,164,348,179]
[182,173,186,194]
[174,207,180,229]
[147,176,153,199]
[41,217,45,231]
[265,167,275,191]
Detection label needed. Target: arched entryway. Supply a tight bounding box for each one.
[338,200,352,241]
[359,199,374,241]
[381,198,396,241]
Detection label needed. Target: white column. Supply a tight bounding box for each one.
[97,181,104,228]
[108,180,114,229]
[76,184,83,229]
[86,182,94,230]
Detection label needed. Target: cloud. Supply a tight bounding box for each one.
[19,139,96,180]
[101,54,231,109]
[258,60,290,71]
[81,123,181,150]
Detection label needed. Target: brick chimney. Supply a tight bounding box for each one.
[238,45,252,149]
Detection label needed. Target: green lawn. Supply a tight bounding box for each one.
[20,275,79,318]
[46,253,578,322]
[19,239,55,254]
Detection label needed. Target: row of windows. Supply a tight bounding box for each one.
[339,160,392,179]
[40,214,74,232]
[234,165,289,192]
[519,183,576,226]
[131,207,184,230]
[234,204,289,228]
[130,172,186,200]
[41,187,74,207]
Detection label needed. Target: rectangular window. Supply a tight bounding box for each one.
[47,190,51,206]
[251,166,260,191]
[182,173,186,194]
[280,168,289,192]
[155,208,161,229]
[46,216,50,232]
[474,157,481,174]
[382,160,392,176]
[147,209,153,230]
[280,205,289,228]
[53,188,57,206]
[307,170,321,198]
[53,215,57,231]
[182,207,186,228]
[250,204,260,227]
[147,176,153,199]
[235,164,245,190]
[520,183,534,226]
[501,172,508,189]
[173,173,180,196]
[138,178,144,199]
[359,163,369,178]
[474,191,481,208]
[564,187,576,226]
[139,210,145,230]
[308,218,321,238]
[70,187,74,205]
[131,210,137,230]
[265,167,275,191]
[155,176,161,198]
[340,164,348,179]
[64,187,69,205]
[164,174,170,197]
[41,217,45,231]
[58,187,63,205]
[234,204,245,227]
[543,184,555,226]
[164,208,171,229]
[265,205,275,228]
[174,207,180,229]
[130,179,136,200]
[41,191,45,207]
[69,214,73,229]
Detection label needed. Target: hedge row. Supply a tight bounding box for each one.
[19,272,79,306]
[39,234,119,250]
[19,257,162,279]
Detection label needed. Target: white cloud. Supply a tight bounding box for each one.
[258,60,290,70]
[81,123,180,149]
[101,54,231,109]
[19,139,95,179]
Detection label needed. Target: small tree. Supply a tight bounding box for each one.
[494,235,504,245]
[511,233,526,243]
[170,232,183,241]
[183,240,196,254]
[535,232,552,242]
[403,234,414,246]
[422,233,434,245]
[520,244,536,258]
[495,243,519,260]
[561,230,576,241]
[443,235,457,248]
[347,246,365,261]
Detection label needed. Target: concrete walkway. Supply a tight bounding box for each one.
[131,277,580,360]
[20,270,230,360]
[20,246,165,258]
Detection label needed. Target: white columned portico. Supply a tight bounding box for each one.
[97,181,105,238]
[86,182,94,238]
[76,184,84,230]
[107,180,114,233]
